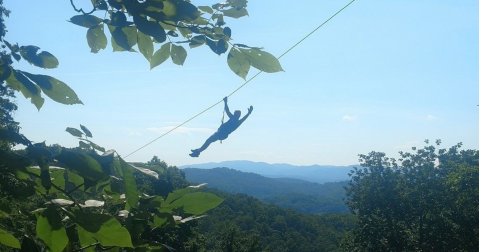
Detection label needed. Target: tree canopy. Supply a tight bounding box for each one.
[343,141,479,251]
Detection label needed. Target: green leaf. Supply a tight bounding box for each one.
[7,70,44,110]
[133,15,166,43]
[66,127,83,137]
[206,38,228,55]
[227,48,250,79]
[36,207,68,252]
[20,72,83,105]
[77,226,97,252]
[137,31,154,61]
[198,6,213,14]
[222,8,249,19]
[0,228,20,249]
[118,158,140,209]
[19,46,59,69]
[239,48,283,73]
[164,192,224,215]
[56,150,108,182]
[73,211,133,248]
[69,15,103,28]
[170,44,187,65]
[163,184,206,205]
[80,124,93,138]
[87,24,108,53]
[150,43,171,70]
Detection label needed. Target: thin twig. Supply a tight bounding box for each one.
[70,0,96,15]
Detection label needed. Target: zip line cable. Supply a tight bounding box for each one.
[123,0,356,159]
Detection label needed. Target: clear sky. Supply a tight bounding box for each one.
[4,0,479,167]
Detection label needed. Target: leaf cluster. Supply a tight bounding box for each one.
[0,42,82,110]
[0,126,223,251]
[69,0,283,78]
[343,142,479,251]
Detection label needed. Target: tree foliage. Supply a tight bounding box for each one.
[343,141,479,251]
[0,126,223,251]
[69,0,283,78]
[0,0,286,250]
[195,189,357,252]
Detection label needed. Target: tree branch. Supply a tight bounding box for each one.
[70,0,96,15]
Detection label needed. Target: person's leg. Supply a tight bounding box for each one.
[190,132,220,157]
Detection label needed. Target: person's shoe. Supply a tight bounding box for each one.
[189,150,200,157]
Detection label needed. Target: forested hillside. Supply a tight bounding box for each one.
[184,167,348,213]
[195,189,356,252]
[0,155,356,252]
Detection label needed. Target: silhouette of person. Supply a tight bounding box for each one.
[190,97,253,157]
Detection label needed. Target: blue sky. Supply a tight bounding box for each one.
[4,0,479,167]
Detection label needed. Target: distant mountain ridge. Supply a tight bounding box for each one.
[183,167,348,213]
[180,160,356,183]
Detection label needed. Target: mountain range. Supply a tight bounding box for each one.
[180,160,356,183]
[183,167,349,213]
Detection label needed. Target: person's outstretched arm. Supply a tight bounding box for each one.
[224,97,233,118]
[239,106,253,124]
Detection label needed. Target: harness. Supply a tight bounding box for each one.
[220,109,225,144]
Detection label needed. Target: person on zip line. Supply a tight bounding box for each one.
[190,97,253,157]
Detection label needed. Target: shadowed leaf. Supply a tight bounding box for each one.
[20,72,83,105]
[73,211,133,247]
[7,70,44,110]
[69,15,103,28]
[189,35,205,49]
[36,207,68,252]
[80,125,93,137]
[56,150,108,182]
[206,38,228,55]
[0,63,11,81]
[20,235,40,252]
[19,46,59,69]
[119,158,140,209]
[133,15,166,43]
[66,127,83,137]
[108,25,137,52]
